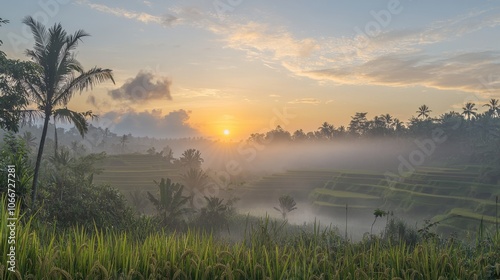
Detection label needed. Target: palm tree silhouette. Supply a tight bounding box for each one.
[318,122,334,139]
[274,195,297,220]
[178,148,204,170]
[20,131,37,152]
[119,134,129,152]
[416,105,431,120]
[180,168,210,208]
[462,102,478,121]
[21,17,114,205]
[381,114,393,129]
[483,98,499,118]
[147,178,191,226]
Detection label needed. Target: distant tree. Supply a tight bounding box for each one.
[265,125,291,143]
[483,98,499,118]
[19,131,37,152]
[393,118,405,133]
[371,208,388,235]
[416,105,431,120]
[162,145,175,164]
[120,135,129,152]
[248,133,266,144]
[292,129,308,141]
[462,102,478,121]
[147,146,156,155]
[318,122,334,140]
[198,196,230,229]
[348,112,368,136]
[178,148,204,170]
[368,115,388,136]
[128,190,149,214]
[381,113,393,128]
[180,168,209,208]
[274,195,297,220]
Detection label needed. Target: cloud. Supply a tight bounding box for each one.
[103,109,199,138]
[220,21,320,59]
[288,98,321,105]
[303,51,500,96]
[81,1,162,24]
[87,94,97,107]
[83,2,500,96]
[109,71,172,102]
[176,87,225,98]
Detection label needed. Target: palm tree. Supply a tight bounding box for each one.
[52,108,97,153]
[200,196,230,229]
[318,122,334,139]
[147,178,191,226]
[462,102,478,121]
[416,105,431,120]
[180,168,210,208]
[371,208,387,235]
[21,17,114,205]
[178,148,204,170]
[20,131,37,152]
[483,98,499,118]
[273,195,297,220]
[119,134,129,152]
[381,114,393,129]
[128,190,149,214]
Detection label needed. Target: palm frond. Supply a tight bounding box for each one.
[22,16,48,61]
[53,67,114,106]
[65,29,90,52]
[53,108,88,137]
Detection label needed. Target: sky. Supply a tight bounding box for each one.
[2,0,500,140]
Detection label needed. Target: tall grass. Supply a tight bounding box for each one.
[1,197,499,279]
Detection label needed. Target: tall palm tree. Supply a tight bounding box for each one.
[416,105,431,120]
[483,98,499,118]
[462,102,478,121]
[21,17,115,205]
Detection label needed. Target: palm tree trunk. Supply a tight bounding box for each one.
[54,116,58,156]
[31,112,51,206]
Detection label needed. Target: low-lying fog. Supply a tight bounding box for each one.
[189,139,435,240]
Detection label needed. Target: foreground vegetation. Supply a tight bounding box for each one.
[1,198,499,279]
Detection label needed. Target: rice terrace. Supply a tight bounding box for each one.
[1,1,500,279]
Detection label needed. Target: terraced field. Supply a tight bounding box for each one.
[94,154,498,235]
[93,154,180,194]
[237,166,500,235]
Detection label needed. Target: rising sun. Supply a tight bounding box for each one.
[223,129,230,136]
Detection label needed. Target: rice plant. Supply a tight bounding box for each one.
[1,195,499,279]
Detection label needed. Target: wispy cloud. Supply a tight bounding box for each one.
[303,51,500,96]
[82,2,500,96]
[288,98,321,105]
[81,1,163,24]
[175,87,226,99]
